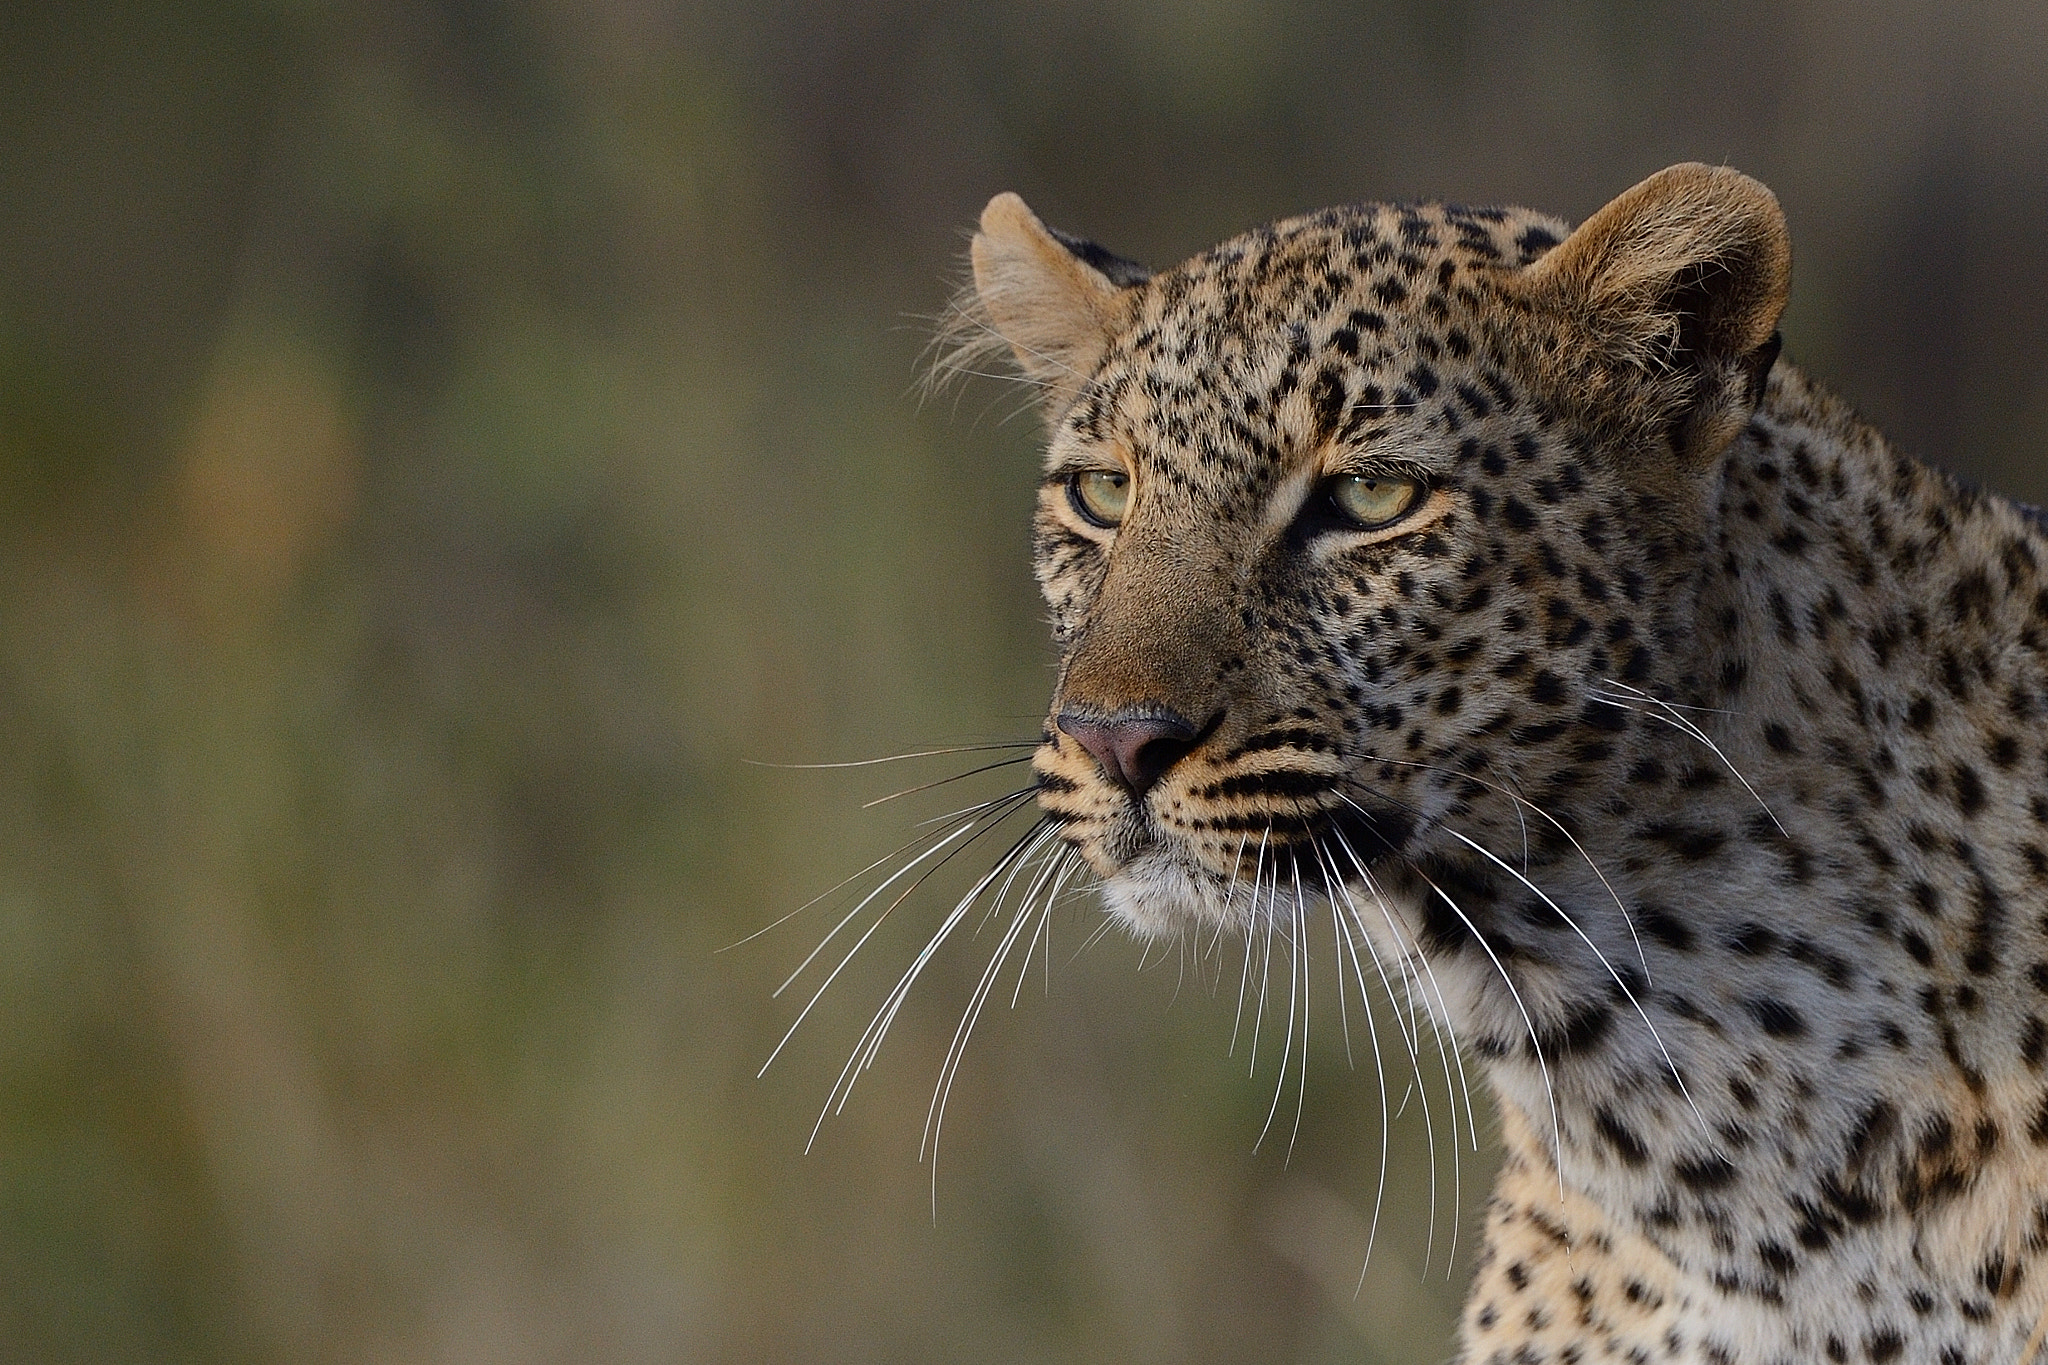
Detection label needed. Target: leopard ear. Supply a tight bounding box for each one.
[965,193,1148,418]
[1517,163,1791,465]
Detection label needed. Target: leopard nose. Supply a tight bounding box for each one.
[1056,706,1201,798]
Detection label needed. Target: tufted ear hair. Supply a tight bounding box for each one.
[1513,163,1791,466]
[961,193,1149,420]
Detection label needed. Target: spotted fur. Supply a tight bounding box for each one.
[955,164,2048,1363]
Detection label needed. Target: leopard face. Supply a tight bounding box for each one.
[967,169,1785,944]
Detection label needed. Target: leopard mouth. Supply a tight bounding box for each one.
[1062,783,1419,936]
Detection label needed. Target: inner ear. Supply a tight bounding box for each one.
[1517,163,1791,464]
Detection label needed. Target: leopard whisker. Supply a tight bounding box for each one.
[1070,909,1121,962]
[1313,837,1394,1284]
[881,819,1066,1069]
[1277,859,1310,1162]
[743,741,1038,771]
[1345,761,1651,986]
[1009,848,1074,1010]
[1329,788,1566,1198]
[1438,824,1714,1144]
[1321,831,1447,1278]
[1325,848,1356,1073]
[909,786,1046,830]
[1324,821,1478,1166]
[1359,855,1474,1219]
[861,753,1038,808]
[1032,850,1080,1000]
[767,819,1013,1089]
[1251,874,1299,1154]
[921,837,1071,1204]
[1407,856,1568,1202]
[1229,828,1272,1059]
[1347,850,1477,1274]
[800,814,1055,1152]
[1250,854,1278,1079]
[726,785,1034,955]
[1590,678,1787,837]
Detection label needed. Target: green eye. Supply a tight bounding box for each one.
[1068,470,1130,527]
[1330,473,1423,530]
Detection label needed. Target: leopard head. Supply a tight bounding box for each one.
[958,165,1790,939]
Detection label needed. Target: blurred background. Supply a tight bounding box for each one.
[3,1,2048,1361]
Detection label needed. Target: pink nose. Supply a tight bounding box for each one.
[1055,707,1200,797]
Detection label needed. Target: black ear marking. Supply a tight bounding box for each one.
[1743,331,1783,410]
[1047,227,1152,288]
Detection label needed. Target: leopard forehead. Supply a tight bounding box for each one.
[1054,200,1571,488]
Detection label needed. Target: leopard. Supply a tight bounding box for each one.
[939,163,2048,1363]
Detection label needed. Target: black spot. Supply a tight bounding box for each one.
[1640,822,1728,860]
[1949,569,1995,624]
[1952,763,1986,816]
[1748,998,1806,1038]
[1727,923,1778,956]
[1308,367,1347,445]
[1675,1153,1738,1191]
[1637,904,1694,952]
[1596,1106,1649,1166]
[1532,1001,1613,1059]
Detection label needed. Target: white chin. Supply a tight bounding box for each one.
[1097,850,1238,940]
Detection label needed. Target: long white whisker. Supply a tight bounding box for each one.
[1250,856,1277,1079]
[1590,678,1786,836]
[742,742,1037,770]
[1320,834,1439,1279]
[1329,856,1355,1071]
[725,790,1026,955]
[1012,852,1078,1010]
[1310,839,1391,1283]
[911,831,1068,1158]
[1290,861,1312,1163]
[1253,879,1296,1151]
[1333,826,1480,1275]
[1439,824,1711,1143]
[1344,846,1474,1272]
[923,872,1052,1211]
[869,819,1059,1075]
[1356,758,1649,985]
[1406,859,1567,1204]
[803,818,1053,1149]
[861,754,1037,808]
[1230,829,1272,1058]
[1071,912,1120,960]
[764,816,997,1073]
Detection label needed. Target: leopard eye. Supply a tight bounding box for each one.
[1068,470,1130,528]
[1330,473,1422,530]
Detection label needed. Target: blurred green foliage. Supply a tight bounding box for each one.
[2,1,2046,1361]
